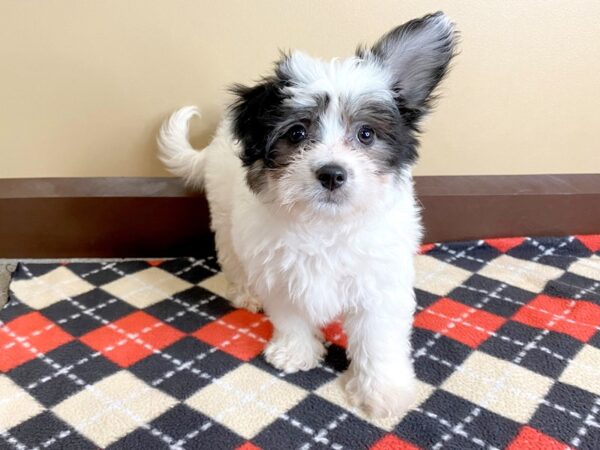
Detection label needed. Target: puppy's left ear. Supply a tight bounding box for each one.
[368,12,457,126]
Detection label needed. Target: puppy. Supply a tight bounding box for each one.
[158,12,456,418]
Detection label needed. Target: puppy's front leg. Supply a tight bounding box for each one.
[344,297,417,418]
[263,302,326,373]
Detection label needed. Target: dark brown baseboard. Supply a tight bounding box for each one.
[1,175,598,258]
[0,178,212,258]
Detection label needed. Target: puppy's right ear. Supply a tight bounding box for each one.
[230,78,286,167]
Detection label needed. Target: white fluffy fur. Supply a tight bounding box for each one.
[158,52,425,418]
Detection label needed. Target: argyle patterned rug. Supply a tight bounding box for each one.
[1,235,599,450]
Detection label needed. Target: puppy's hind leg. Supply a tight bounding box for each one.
[214,229,262,312]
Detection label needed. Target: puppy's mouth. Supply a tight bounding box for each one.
[319,192,342,204]
[315,188,350,207]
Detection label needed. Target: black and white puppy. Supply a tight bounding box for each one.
[158,12,456,417]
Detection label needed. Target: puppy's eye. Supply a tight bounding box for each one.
[286,124,307,144]
[357,126,375,145]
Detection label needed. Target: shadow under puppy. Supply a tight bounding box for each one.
[158,11,457,418]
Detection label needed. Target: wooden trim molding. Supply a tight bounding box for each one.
[0,178,212,258]
[417,174,599,243]
[1,175,598,258]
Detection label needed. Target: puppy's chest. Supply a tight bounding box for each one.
[244,237,385,320]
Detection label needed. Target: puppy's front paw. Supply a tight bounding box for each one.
[345,375,417,419]
[264,334,325,373]
[227,285,262,313]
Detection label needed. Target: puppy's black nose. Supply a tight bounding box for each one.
[316,164,347,191]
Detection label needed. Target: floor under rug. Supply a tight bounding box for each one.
[1,235,599,450]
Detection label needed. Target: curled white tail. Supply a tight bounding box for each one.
[157,106,205,188]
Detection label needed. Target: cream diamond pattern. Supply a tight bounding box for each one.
[10,266,95,309]
[477,255,564,293]
[567,254,600,281]
[101,267,192,308]
[0,376,45,430]
[52,371,177,448]
[560,345,600,395]
[442,351,554,423]
[186,364,308,439]
[415,255,473,297]
[199,273,230,300]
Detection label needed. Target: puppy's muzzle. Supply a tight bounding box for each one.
[316,164,347,191]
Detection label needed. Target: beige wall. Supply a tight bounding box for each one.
[2,1,599,178]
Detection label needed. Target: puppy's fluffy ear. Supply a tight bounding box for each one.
[230,80,283,166]
[367,12,457,126]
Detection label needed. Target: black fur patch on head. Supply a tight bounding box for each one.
[229,61,331,193]
[229,63,295,193]
[229,73,289,168]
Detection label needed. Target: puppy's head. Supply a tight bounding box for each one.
[230,12,457,218]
